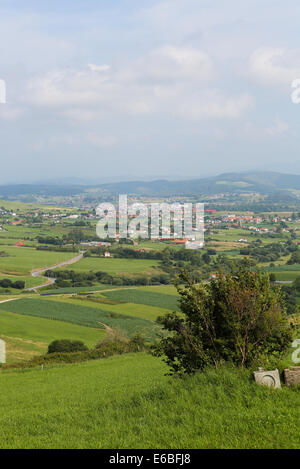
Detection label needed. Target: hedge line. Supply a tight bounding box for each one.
[3,341,147,370]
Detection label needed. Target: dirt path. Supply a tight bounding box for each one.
[0,298,19,304]
[97,321,114,333]
[26,252,84,291]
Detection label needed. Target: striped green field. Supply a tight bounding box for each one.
[0,297,159,341]
[101,288,180,311]
[49,295,170,322]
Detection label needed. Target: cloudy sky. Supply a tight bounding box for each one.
[1,0,300,183]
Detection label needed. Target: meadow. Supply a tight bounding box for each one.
[58,257,161,274]
[0,297,159,341]
[0,354,299,449]
[0,275,45,290]
[0,247,76,275]
[0,309,106,363]
[101,288,180,311]
[51,294,171,322]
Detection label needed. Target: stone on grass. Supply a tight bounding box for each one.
[0,339,6,364]
[253,368,281,389]
[284,367,300,387]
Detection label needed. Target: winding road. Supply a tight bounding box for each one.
[26,252,84,291]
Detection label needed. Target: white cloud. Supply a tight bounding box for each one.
[22,46,252,121]
[249,47,300,85]
[88,64,111,72]
[0,105,24,121]
[243,118,289,140]
[31,132,116,151]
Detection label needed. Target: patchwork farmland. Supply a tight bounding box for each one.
[0,197,299,449]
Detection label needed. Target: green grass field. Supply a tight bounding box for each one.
[58,257,161,274]
[52,295,171,322]
[262,264,300,281]
[137,285,179,295]
[101,288,180,311]
[0,354,299,449]
[0,298,159,341]
[41,285,119,295]
[0,247,77,275]
[0,275,44,289]
[0,309,106,363]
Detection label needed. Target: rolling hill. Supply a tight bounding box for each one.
[1,171,300,199]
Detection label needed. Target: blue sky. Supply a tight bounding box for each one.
[1,0,300,183]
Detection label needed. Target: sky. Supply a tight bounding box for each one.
[1,0,300,183]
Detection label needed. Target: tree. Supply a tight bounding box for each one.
[48,340,88,354]
[287,250,300,265]
[269,273,276,283]
[153,264,292,375]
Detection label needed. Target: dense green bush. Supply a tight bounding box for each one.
[0,278,25,289]
[153,264,293,375]
[48,339,88,354]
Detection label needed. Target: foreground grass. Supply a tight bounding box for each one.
[0,354,299,449]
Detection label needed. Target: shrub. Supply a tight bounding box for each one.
[48,339,88,354]
[153,264,293,375]
[5,339,147,369]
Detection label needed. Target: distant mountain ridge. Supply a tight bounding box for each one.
[96,171,300,197]
[1,171,300,199]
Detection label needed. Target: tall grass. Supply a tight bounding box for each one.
[0,354,299,449]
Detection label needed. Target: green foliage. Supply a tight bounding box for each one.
[5,339,146,369]
[287,249,300,265]
[269,273,277,282]
[48,339,88,354]
[154,264,293,374]
[0,278,25,289]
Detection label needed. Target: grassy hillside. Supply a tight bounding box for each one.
[0,309,106,363]
[0,354,299,449]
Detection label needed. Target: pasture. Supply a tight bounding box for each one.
[58,257,161,274]
[0,247,77,275]
[52,295,170,322]
[101,288,180,311]
[0,275,45,290]
[0,297,159,341]
[0,354,299,449]
[0,308,106,363]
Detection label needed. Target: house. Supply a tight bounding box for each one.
[170,238,187,244]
